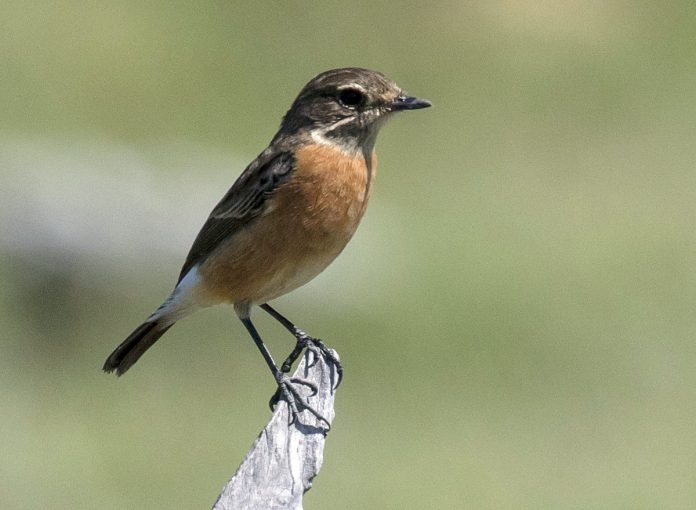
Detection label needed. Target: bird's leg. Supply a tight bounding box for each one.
[240,317,330,429]
[260,303,343,389]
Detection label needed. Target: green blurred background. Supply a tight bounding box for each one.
[2,1,696,508]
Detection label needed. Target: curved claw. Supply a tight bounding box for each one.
[268,390,280,411]
[290,377,318,396]
[333,363,344,389]
[277,329,344,389]
[305,339,343,390]
[269,374,330,430]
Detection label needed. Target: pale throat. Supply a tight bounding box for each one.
[309,116,383,173]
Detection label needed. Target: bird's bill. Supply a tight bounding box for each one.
[391,96,432,111]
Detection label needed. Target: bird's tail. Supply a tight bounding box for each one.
[104,267,204,375]
[103,319,174,376]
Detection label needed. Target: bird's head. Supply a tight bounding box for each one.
[277,67,431,153]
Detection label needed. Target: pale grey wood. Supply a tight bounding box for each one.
[212,350,339,510]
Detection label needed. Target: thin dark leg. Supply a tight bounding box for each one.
[259,303,296,331]
[260,303,343,388]
[240,317,330,429]
[241,317,280,376]
[260,304,305,371]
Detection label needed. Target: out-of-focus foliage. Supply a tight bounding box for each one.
[2,2,696,509]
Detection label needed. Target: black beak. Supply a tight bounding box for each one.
[391,95,432,111]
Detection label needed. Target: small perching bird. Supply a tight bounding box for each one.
[103,67,431,426]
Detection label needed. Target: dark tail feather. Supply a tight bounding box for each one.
[103,320,174,376]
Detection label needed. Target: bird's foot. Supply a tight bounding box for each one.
[269,372,330,430]
[280,329,343,389]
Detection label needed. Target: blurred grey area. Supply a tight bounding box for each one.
[2,2,696,509]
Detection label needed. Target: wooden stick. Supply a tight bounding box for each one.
[212,350,339,510]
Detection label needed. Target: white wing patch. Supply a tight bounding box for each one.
[149,265,204,325]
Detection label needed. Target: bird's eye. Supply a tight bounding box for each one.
[338,88,364,108]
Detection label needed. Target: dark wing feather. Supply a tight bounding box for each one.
[177,149,295,283]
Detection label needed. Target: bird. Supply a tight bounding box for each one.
[103,67,431,426]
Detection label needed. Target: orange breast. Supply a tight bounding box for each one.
[198,143,376,305]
